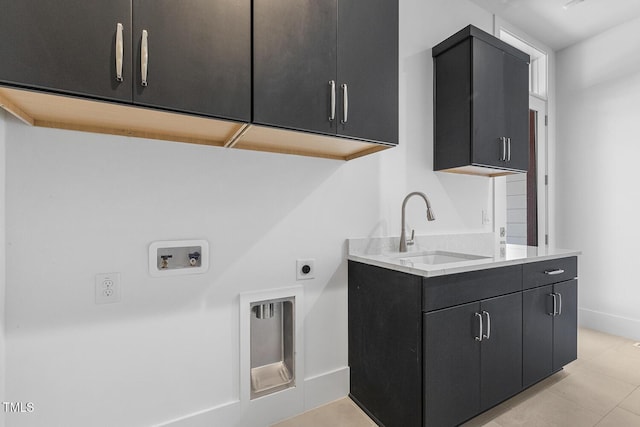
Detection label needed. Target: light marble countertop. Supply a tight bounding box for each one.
[347,233,581,278]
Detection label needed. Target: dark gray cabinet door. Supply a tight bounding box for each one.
[253,0,337,134]
[133,0,250,120]
[523,285,554,387]
[472,39,506,168]
[424,302,480,427]
[503,51,529,171]
[553,280,578,370]
[471,38,528,171]
[337,0,398,144]
[0,0,132,102]
[480,292,523,410]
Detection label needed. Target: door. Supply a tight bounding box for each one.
[337,0,398,144]
[522,285,553,387]
[0,0,132,102]
[253,0,337,134]
[133,0,250,120]
[480,292,523,410]
[553,279,578,370]
[504,98,548,247]
[424,302,480,427]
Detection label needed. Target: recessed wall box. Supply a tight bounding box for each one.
[148,240,209,277]
[249,297,296,399]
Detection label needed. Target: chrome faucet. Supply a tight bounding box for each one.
[399,192,436,252]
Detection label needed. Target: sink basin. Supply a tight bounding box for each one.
[395,250,489,265]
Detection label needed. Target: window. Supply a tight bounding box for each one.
[500,30,548,99]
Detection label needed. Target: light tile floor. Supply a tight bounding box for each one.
[272,328,640,426]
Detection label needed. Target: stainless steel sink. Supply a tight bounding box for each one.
[394,250,490,265]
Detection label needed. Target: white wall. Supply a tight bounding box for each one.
[556,16,640,340]
[506,174,527,245]
[3,1,496,426]
[0,110,7,427]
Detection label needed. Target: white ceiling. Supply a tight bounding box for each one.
[470,0,640,50]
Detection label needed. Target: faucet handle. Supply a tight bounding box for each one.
[407,229,415,246]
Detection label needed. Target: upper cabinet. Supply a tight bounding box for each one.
[0,0,250,122]
[432,25,530,176]
[132,0,251,121]
[253,0,398,145]
[0,0,133,102]
[0,0,397,160]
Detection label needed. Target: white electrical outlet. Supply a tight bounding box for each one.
[95,273,121,304]
[296,259,315,280]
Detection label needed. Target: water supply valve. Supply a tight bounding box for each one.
[149,240,209,277]
[160,255,173,269]
[188,251,201,266]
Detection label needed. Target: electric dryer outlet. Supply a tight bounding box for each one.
[296,259,315,280]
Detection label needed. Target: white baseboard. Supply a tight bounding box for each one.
[157,367,349,427]
[579,308,640,341]
[303,367,349,411]
[155,400,241,427]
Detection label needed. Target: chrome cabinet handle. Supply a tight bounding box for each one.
[475,312,483,341]
[141,29,149,87]
[341,83,348,124]
[556,292,562,316]
[549,293,557,316]
[329,80,336,121]
[482,310,491,339]
[507,137,511,161]
[115,23,124,82]
[544,269,565,275]
[500,137,507,161]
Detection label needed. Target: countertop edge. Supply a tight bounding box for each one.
[347,249,581,278]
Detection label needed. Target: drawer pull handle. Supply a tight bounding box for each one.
[482,310,491,339]
[475,312,483,342]
[544,269,565,275]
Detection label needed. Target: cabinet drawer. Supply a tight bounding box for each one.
[523,257,577,290]
[423,265,521,312]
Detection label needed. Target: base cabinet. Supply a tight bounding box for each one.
[424,301,480,426]
[349,256,577,427]
[554,280,578,368]
[425,293,522,426]
[523,279,578,386]
[480,293,523,410]
[348,261,423,427]
[522,285,554,386]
